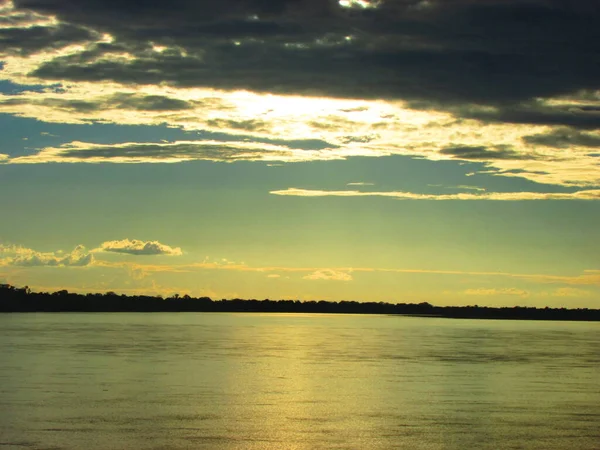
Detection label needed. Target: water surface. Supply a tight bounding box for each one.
[0,313,598,449]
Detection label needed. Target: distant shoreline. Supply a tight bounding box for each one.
[1,284,598,321]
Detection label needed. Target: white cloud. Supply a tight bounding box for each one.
[452,185,486,192]
[98,239,182,256]
[0,244,93,267]
[270,188,600,201]
[303,269,353,281]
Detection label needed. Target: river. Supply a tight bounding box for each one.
[0,313,598,449]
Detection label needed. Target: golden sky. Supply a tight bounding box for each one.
[0,0,599,307]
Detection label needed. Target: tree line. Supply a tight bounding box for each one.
[0,284,598,321]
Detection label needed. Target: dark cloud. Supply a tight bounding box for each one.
[339,134,378,144]
[407,99,600,130]
[0,23,97,56]
[206,118,268,132]
[7,136,343,163]
[107,93,193,111]
[523,128,600,148]
[54,142,294,162]
[0,9,45,27]
[440,145,531,160]
[500,168,549,176]
[8,0,598,117]
[197,129,337,150]
[463,102,600,130]
[1,93,194,112]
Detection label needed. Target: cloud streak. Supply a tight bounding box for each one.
[464,288,530,298]
[5,140,357,164]
[463,287,595,299]
[270,188,600,201]
[91,259,600,287]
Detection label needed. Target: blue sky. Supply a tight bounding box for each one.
[0,0,598,306]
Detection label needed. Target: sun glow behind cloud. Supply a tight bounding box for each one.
[0,77,598,185]
[338,0,381,9]
[0,1,598,187]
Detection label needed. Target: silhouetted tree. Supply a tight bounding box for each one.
[0,283,598,320]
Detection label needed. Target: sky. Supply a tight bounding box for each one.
[0,0,598,307]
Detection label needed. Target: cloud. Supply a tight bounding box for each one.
[548,287,593,298]
[7,0,599,106]
[98,239,182,256]
[0,21,98,56]
[449,185,486,192]
[303,269,353,281]
[5,139,357,164]
[0,239,183,268]
[523,128,600,148]
[416,99,600,130]
[1,88,597,186]
[347,181,374,186]
[91,258,600,288]
[464,288,530,298]
[1,92,195,113]
[270,188,600,201]
[521,270,600,287]
[440,145,532,161]
[0,244,93,267]
[0,0,599,189]
[206,118,268,132]
[464,286,595,299]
